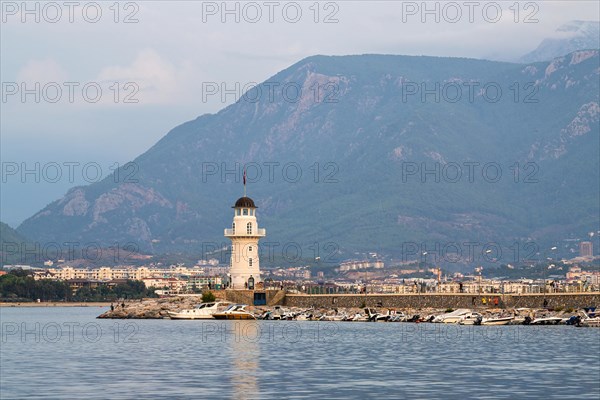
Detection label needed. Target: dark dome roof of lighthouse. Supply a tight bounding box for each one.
[233,196,256,208]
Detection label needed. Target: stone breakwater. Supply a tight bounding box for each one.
[96,292,600,319]
[284,293,600,309]
[98,297,202,319]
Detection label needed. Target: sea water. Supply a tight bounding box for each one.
[1,307,599,399]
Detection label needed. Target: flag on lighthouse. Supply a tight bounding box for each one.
[243,167,247,197]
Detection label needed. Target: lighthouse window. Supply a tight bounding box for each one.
[236,209,241,216]
[249,258,253,267]
[232,222,235,233]
[246,222,252,234]
[243,209,248,216]
[248,246,252,252]
[250,209,254,216]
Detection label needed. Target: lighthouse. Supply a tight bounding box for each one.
[224,174,265,289]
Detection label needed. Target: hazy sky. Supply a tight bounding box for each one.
[1,0,599,227]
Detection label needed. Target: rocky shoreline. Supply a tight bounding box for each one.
[97,297,199,319]
[96,296,582,323]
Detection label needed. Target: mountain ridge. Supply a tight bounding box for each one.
[17,51,600,266]
[520,20,600,63]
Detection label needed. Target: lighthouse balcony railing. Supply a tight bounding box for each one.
[224,228,266,236]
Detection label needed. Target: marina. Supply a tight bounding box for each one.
[97,296,600,328]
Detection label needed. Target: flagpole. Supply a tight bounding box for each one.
[243,167,246,197]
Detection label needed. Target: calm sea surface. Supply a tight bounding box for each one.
[1,307,599,399]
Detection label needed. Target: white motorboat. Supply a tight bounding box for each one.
[364,308,390,322]
[389,312,408,322]
[351,313,369,322]
[481,316,514,326]
[578,318,600,327]
[168,301,229,320]
[319,313,347,321]
[459,312,483,325]
[212,304,256,320]
[577,310,600,327]
[530,316,563,325]
[433,309,473,324]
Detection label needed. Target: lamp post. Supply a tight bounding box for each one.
[547,264,555,293]
[421,252,427,295]
[483,249,492,294]
[545,246,557,294]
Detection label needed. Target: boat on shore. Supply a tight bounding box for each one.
[212,304,256,320]
[481,316,514,326]
[168,301,230,320]
[364,308,391,322]
[576,310,600,327]
[530,316,563,325]
[433,309,473,324]
[458,312,483,325]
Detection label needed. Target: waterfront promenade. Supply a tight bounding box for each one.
[0,302,112,307]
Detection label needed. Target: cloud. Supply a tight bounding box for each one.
[96,49,183,105]
[16,58,68,83]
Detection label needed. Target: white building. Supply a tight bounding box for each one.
[338,260,384,272]
[224,196,266,289]
[186,276,222,291]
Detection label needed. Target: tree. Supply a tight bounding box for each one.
[201,291,216,303]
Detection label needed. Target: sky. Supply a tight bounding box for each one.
[1,0,599,227]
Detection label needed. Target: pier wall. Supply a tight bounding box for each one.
[283,293,600,309]
[220,289,284,306]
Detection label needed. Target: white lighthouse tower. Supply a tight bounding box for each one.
[224,180,265,289]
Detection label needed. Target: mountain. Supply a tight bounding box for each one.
[520,21,600,63]
[1,222,28,246]
[1,222,33,265]
[17,51,600,267]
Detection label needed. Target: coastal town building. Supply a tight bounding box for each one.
[338,260,384,272]
[186,276,222,291]
[579,241,593,258]
[566,266,600,286]
[142,277,187,292]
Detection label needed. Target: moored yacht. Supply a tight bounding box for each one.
[576,310,600,327]
[433,309,473,324]
[458,312,483,325]
[530,316,563,325]
[364,308,391,322]
[481,316,514,326]
[168,301,230,320]
[212,304,256,320]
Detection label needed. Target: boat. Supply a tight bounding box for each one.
[364,308,391,322]
[167,301,230,320]
[389,312,408,322]
[212,304,256,320]
[481,316,514,326]
[530,316,563,325]
[578,318,600,327]
[458,312,483,325]
[433,309,473,324]
[576,310,600,327]
[319,313,347,321]
[351,313,369,322]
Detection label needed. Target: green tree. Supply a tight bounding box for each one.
[201,291,216,303]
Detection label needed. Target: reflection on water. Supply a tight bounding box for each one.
[1,307,599,399]
[231,321,259,400]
